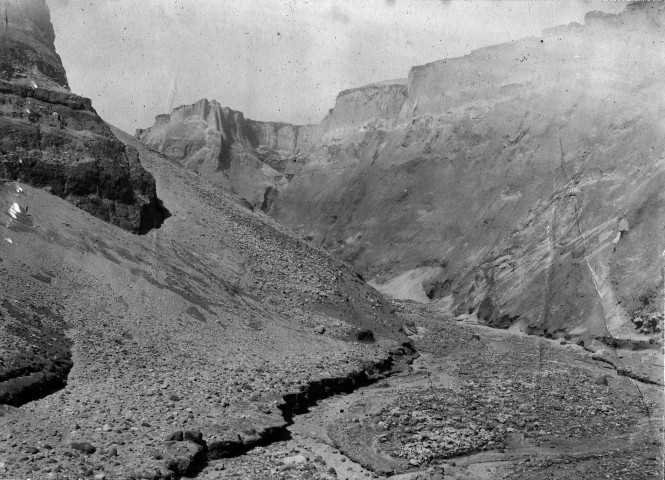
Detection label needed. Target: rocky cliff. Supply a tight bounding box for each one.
[138,3,664,343]
[0,0,68,90]
[0,0,167,233]
[273,2,665,342]
[136,99,317,209]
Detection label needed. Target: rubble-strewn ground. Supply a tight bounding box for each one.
[0,129,409,480]
[269,308,662,480]
[1,128,662,480]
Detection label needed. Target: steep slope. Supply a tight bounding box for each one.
[0,0,68,90]
[0,0,167,233]
[136,99,317,209]
[137,3,664,344]
[272,3,665,342]
[0,126,409,479]
[0,4,409,478]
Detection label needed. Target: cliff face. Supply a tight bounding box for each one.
[136,99,316,208]
[138,3,664,342]
[272,3,665,341]
[0,0,68,90]
[0,0,167,233]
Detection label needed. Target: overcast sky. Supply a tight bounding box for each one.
[48,0,626,133]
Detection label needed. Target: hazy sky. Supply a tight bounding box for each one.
[48,0,626,132]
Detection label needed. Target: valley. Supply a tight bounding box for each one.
[0,1,662,479]
[138,3,665,349]
[198,308,663,480]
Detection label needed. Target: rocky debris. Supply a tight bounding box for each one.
[162,440,207,476]
[0,125,410,480]
[199,444,339,480]
[594,375,609,386]
[368,367,634,467]
[0,295,73,406]
[282,454,307,465]
[165,430,205,445]
[321,313,662,478]
[506,447,664,479]
[631,312,663,335]
[71,442,96,454]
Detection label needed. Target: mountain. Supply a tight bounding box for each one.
[136,98,317,209]
[0,3,411,479]
[139,3,665,344]
[0,0,167,233]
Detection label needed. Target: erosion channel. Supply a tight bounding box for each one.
[197,311,664,480]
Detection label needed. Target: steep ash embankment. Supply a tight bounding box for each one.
[271,3,665,344]
[138,4,665,345]
[0,3,411,479]
[0,124,410,479]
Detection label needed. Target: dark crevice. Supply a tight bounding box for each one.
[616,368,663,386]
[137,196,171,235]
[168,342,418,479]
[0,301,73,407]
[596,335,658,351]
[590,352,664,387]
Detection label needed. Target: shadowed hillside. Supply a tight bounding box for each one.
[0,3,410,478]
[0,0,167,233]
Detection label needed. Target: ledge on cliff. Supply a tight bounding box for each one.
[0,80,169,234]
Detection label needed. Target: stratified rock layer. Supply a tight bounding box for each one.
[139,3,665,341]
[0,0,68,90]
[0,81,167,233]
[273,3,665,341]
[0,0,167,234]
[136,99,317,208]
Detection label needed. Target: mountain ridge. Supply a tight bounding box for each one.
[137,2,665,344]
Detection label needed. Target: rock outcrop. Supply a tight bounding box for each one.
[274,3,665,341]
[136,99,317,208]
[139,3,664,342]
[0,128,409,478]
[0,0,68,90]
[0,0,167,234]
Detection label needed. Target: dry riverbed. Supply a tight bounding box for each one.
[200,315,663,480]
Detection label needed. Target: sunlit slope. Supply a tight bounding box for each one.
[272,3,665,340]
[0,126,407,478]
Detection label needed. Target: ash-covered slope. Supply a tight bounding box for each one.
[137,4,664,344]
[0,5,409,476]
[272,3,665,342]
[0,124,408,478]
[136,98,317,209]
[0,0,166,233]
